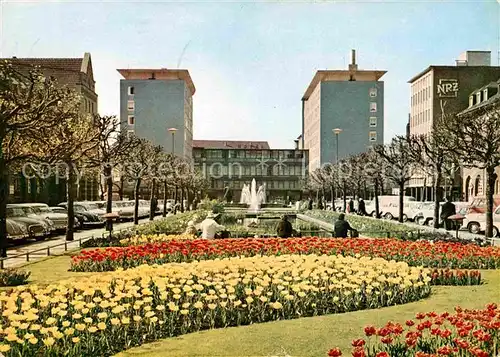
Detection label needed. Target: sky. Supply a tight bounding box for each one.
[1,0,499,149]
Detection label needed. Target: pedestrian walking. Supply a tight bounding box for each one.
[441,197,456,231]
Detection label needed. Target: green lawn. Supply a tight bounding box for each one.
[7,253,500,357]
[116,270,500,357]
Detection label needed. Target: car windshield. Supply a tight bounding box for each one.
[33,207,51,214]
[21,207,36,215]
[7,207,27,217]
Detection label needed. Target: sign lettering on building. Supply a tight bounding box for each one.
[437,79,459,98]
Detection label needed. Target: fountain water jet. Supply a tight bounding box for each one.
[249,178,260,212]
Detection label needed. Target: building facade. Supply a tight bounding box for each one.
[4,53,99,205]
[117,68,195,160]
[460,79,500,202]
[192,140,308,203]
[302,50,386,170]
[407,51,500,201]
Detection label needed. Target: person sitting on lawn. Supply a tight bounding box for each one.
[277,215,294,238]
[333,213,354,238]
[200,213,225,239]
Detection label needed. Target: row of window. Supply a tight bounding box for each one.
[411,86,431,106]
[195,149,306,160]
[196,164,306,177]
[210,180,300,190]
[412,109,431,127]
[84,98,95,114]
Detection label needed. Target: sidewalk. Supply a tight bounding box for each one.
[3,216,165,269]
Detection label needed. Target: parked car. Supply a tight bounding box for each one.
[6,206,51,240]
[56,203,105,228]
[28,203,75,232]
[8,204,55,236]
[6,218,28,240]
[462,206,500,237]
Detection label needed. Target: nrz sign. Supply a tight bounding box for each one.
[437,79,459,98]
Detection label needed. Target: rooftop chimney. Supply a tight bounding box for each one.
[348,49,358,76]
[294,139,299,150]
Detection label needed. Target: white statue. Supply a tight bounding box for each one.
[257,183,266,204]
[240,183,251,204]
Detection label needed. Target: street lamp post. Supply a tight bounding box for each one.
[333,128,342,164]
[333,128,343,211]
[167,128,178,215]
[168,127,178,155]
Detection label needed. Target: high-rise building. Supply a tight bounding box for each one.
[117,68,195,159]
[301,50,386,170]
[407,51,500,200]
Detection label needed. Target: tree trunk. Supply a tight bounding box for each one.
[162,181,167,217]
[374,179,380,218]
[0,156,8,257]
[485,166,497,238]
[66,164,77,241]
[180,188,185,213]
[433,169,443,229]
[105,166,113,214]
[119,177,124,200]
[149,179,156,221]
[342,181,347,212]
[330,186,335,211]
[186,189,191,211]
[134,178,141,225]
[174,186,178,214]
[398,182,405,223]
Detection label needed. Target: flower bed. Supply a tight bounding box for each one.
[0,255,431,356]
[327,303,500,357]
[429,269,481,286]
[71,238,500,272]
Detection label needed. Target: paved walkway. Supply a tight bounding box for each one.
[2,216,166,269]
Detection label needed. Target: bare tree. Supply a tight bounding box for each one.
[35,106,100,241]
[374,136,415,222]
[123,138,156,224]
[409,121,455,228]
[362,150,384,218]
[146,145,164,220]
[88,115,140,216]
[0,62,78,255]
[441,100,500,237]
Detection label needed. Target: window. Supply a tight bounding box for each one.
[484,89,488,101]
[369,88,377,98]
[127,100,135,111]
[476,92,481,104]
[369,117,377,127]
[370,102,377,113]
[369,131,377,142]
[128,116,135,125]
[469,95,474,107]
[9,184,14,195]
[128,86,135,95]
